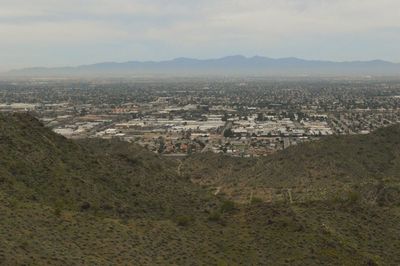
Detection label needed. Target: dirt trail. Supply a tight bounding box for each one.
[177,161,183,176]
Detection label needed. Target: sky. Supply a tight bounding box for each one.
[1,0,400,70]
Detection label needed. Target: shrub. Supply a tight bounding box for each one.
[208,211,221,222]
[175,215,191,226]
[54,207,62,217]
[80,201,91,211]
[220,200,235,213]
[347,191,360,204]
[250,197,263,205]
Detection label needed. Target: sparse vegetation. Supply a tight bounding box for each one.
[1,113,400,265]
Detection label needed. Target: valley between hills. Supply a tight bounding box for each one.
[1,113,400,265]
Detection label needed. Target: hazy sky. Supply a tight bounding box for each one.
[1,0,400,70]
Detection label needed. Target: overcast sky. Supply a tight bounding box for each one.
[1,0,400,70]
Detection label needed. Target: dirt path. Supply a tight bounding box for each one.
[177,161,183,177]
[214,186,221,195]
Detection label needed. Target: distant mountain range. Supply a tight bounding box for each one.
[5,55,400,77]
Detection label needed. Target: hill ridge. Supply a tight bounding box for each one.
[1,113,400,265]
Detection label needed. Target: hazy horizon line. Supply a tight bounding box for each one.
[3,55,399,72]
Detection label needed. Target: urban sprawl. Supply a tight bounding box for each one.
[1,78,400,157]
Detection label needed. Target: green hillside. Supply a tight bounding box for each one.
[0,113,215,219]
[182,125,400,203]
[1,113,400,265]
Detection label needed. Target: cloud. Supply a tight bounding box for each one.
[1,0,400,69]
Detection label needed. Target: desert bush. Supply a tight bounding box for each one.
[175,215,191,226]
[250,197,263,205]
[208,211,221,222]
[347,190,361,204]
[220,200,235,213]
